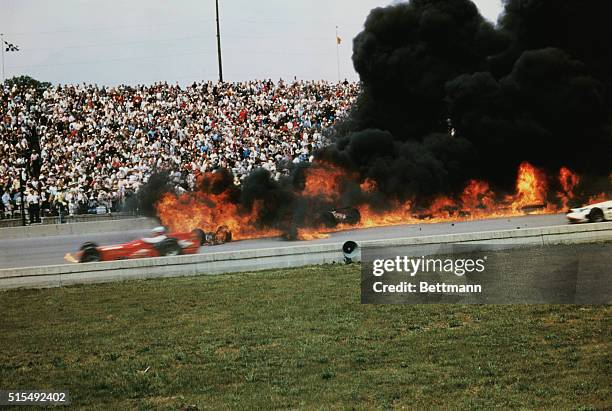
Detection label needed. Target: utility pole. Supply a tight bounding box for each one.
[215,0,224,83]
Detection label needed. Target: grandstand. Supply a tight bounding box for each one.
[0,79,359,221]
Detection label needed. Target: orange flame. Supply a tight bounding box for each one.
[296,230,330,240]
[302,162,353,200]
[355,201,415,228]
[360,178,377,193]
[588,193,608,204]
[460,180,496,210]
[156,161,602,241]
[156,174,281,240]
[557,166,580,209]
[511,161,548,210]
[559,166,580,193]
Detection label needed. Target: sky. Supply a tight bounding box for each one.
[0,0,504,86]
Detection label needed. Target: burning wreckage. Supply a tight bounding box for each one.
[320,207,361,228]
[151,157,609,243]
[194,226,233,246]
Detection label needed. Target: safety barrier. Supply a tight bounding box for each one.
[0,212,139,229]
[0,217,157,239]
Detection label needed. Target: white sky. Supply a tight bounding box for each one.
[0,0,504,86]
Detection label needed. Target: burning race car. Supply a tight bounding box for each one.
[283,207,361,240]
[68,226,232,263]
[193,225,232,246]
[319,207,361,228]
[566,200,612,223]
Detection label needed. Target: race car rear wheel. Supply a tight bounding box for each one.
[214,226,232,244]
[587,208,604,223]
[80,245,101,263]
[157,238,182,256]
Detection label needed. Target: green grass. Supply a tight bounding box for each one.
[0,264,609,410]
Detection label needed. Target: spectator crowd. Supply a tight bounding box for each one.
[0,79,359,222]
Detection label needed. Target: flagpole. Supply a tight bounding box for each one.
[335,26,340,83]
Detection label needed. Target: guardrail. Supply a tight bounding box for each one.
[1,221,611,289]
[0,217,157,239]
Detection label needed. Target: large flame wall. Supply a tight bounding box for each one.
[156,161,603,241]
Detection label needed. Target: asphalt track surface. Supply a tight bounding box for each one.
[0,214,569,270]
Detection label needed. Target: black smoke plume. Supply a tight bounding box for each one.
[324,0,612,193]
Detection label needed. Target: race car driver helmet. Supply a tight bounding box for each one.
[152,226,167,236]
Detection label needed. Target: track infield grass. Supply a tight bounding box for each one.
[0,264,609,410]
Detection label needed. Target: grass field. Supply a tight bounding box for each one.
[0,264,609,410]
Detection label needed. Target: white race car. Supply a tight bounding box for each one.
[566,200,612,223]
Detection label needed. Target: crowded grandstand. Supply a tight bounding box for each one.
[0,79,359,221]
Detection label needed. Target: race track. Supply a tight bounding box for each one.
[0,213,568,270]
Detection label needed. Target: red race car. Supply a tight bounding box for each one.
[66,226,232,263]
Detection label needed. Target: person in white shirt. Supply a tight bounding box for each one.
[2,190,12,218]
[26,189,41,224]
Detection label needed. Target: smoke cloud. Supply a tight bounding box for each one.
[325,0,612,193]
[151,0,611,235]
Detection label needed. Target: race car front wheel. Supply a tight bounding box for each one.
[157,238,182,256]
[587,208,604,223]
[80,245,101,263]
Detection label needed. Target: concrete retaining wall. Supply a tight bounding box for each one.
[0,217,158,240]
[1,221,610,289]
[0,212,139,229]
